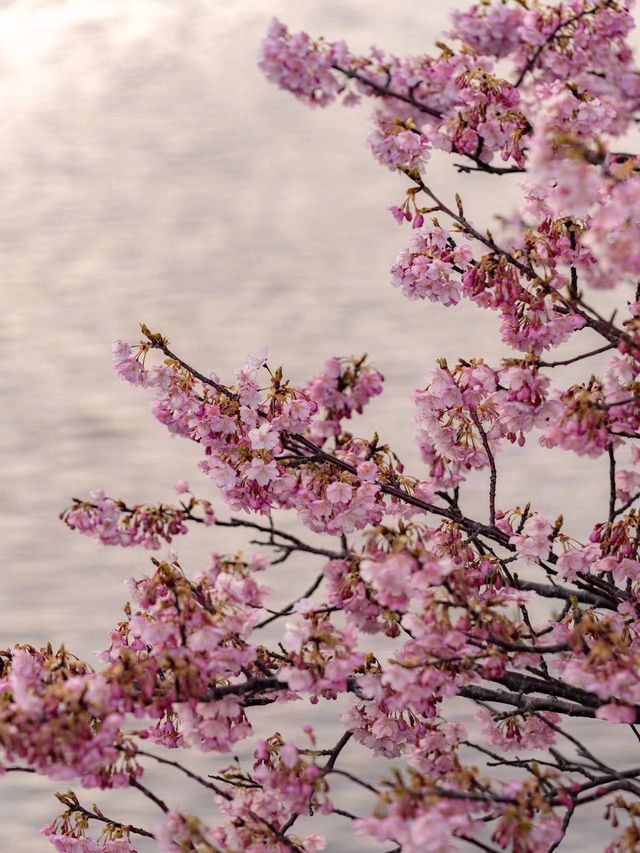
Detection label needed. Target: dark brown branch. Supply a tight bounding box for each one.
[75,495,343,565]
[494,670,601,709]
[486,638,570,655]
[609,429,640,440]
[332,64,443,119]
[423,787,518,806]
[453,161,524,176]
[255,571,325,629]
[609,444,617,523]
[130,777,169,814]
[614,490,640,518]
[287,431,514,550]
[514,578,616,610]
[253,817,305,853]
[542,718,630,778]
[470,410,497,525]
[538,343,615,368]
[133,748,231,800]
[323,731,353,770]
[575,294,640,357]
[460,685,597,717]
[326,767,380,794]
[204,675,365,703]
[205,676,285,702]
[549,801,575,852]
[278,732,355,838]
[157,341,239,402]
[217,517,343,561]
[58,798,154,840]
[332,807,361,820]
[460,838,501,853]
[407,174,535,278]
[595,397,638,411]
[571,779,640,805]
[570,767,640,800]
[464,740,593,779]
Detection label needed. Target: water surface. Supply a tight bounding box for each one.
[1,2,636,849]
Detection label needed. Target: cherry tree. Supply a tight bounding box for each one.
[4,1,640,850]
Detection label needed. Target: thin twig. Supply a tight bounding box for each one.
[332,64,443,119]
[133,749,231,799]
[613,490,640,518]
[470,410,497,525]
[514,578,615,610]
[608,444,617,523]
[460,837,502,853]
[255,572,325,629]
[549,800,576,852]
[538,343,615,368]
[218,517,343,561]
[61,800,154,840]
[129,778,169,813]
[323,731,353,770]
[332,807,360,820]
[327,767,380,795]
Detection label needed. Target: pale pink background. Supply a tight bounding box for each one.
[1,1,637,849]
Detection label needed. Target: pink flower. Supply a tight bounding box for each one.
[368,114,431,171]
[510,514,553,560]
[244,458,279,486]
[356,461,378,482]
[248,423,281,451]
[595,703,637,724]
[325,481,353,504]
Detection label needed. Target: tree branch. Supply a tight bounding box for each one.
[470,410,497,525]
[538,343,615,368]
[145,331,517,554]
[459,685,597,717]
[609,444,617,523]
[55,794,155,840]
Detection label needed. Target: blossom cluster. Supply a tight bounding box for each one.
[111,338,395,536]
[0,646,137,787]
[60,487,215,550]
[390,226,473,305]
[413,359,555,487]
[260,17,533,171]
[102,553,273,752]
[43,792,137,852]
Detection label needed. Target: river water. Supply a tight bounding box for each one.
[1,1,638,849]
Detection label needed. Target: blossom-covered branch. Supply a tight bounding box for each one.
[5,1,640,851]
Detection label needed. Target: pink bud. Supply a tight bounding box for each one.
[281,743,299,768]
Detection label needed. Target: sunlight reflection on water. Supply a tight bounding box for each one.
[1,1,637,849]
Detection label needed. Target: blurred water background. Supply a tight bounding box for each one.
[2,1,639,849]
